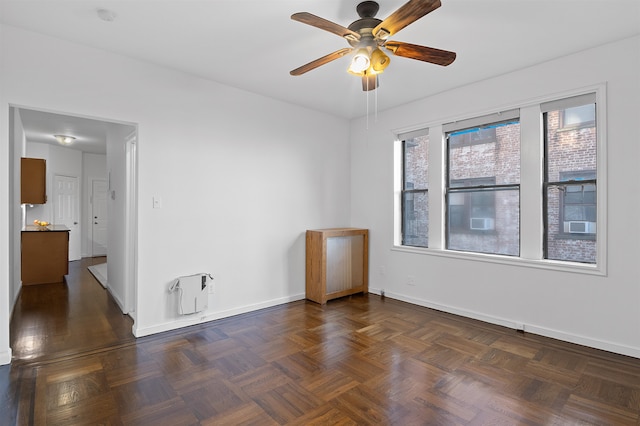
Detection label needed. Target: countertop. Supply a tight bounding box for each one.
[22,225,70,232]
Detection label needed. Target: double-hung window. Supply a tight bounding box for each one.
[444,111,521,256]
[396,89,603,272]
[543,94,597,263]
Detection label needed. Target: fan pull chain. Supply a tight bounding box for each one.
[366,81,370,129]
[375,82,378,123]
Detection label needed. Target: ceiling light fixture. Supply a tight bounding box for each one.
[54,135,76,145]
[290,1,457,92]
[348,49,371,74]
[370,48,390,73]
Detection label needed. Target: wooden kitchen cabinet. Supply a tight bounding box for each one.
[21,157,47,204]
[22,226,69,285]
[305,228,368,304]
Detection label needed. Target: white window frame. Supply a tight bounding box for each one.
[392,84,607,276]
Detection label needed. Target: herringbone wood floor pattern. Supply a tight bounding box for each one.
[3,259,640,425]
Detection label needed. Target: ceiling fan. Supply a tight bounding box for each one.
[290,0,456,91]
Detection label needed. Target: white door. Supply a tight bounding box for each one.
[92,179,108,257]
[53,175,81,261]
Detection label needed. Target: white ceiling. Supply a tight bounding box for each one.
[2,0,639,141]
[16,107,134,155]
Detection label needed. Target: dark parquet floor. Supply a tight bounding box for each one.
[2,258,640,425]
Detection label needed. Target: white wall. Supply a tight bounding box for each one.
[350,35,640,357]
[0,24,351,363]
[106,124,133,313]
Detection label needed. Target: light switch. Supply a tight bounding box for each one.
[153,196,162,209]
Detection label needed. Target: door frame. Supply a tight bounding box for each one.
[123,131,138,317]
[6,105,139,364]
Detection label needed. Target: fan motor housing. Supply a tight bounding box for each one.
[347,18,382,48]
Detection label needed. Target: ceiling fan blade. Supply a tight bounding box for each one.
[290,48,353,76]
[373,0,441,39]
[384,41,456,66]
[362,74,378,91]
[291,12,361,42]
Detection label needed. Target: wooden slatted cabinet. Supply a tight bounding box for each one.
[305,228,368,304]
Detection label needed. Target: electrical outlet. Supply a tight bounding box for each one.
[208,280,215,294]
[407,275,416,286]
[379,266,386,276]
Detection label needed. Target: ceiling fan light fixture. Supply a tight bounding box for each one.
[370,48,390,72]
[289,1,457,92]
[54,135,75,145]
[348,49,370,74]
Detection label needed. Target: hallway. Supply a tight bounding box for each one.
[10,257,134,363]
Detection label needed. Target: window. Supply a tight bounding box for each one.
[543,94,597,263]
[445,112,521,256]
[401,132,429,247]
[395,89,603,273]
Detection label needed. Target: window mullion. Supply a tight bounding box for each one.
[520,104,544,260]
[429,124,445,249]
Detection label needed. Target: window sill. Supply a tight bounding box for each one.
[391,245,605,276]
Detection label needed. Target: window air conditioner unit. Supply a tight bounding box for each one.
[470,217,494,230]
[564,221,596,234]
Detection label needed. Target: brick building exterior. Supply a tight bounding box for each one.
[403,106,596,263]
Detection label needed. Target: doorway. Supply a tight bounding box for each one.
[9,105,138,361]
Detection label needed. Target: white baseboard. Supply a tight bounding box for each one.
[133,293,306,338]
[369,287,640,359]
[107,286,128,315]
[0,348,12,365]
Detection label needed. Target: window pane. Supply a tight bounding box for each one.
[402,134,429,247]
[563,104,595,127]
[447,189,520,256]
[448,121,520,185]
[546,186,596,264]
[544,100,596,264]
[404,135,428,190]
[546,108,596,183]
[402,191,428,247]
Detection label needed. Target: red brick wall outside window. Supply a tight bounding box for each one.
[401,101,596,264]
